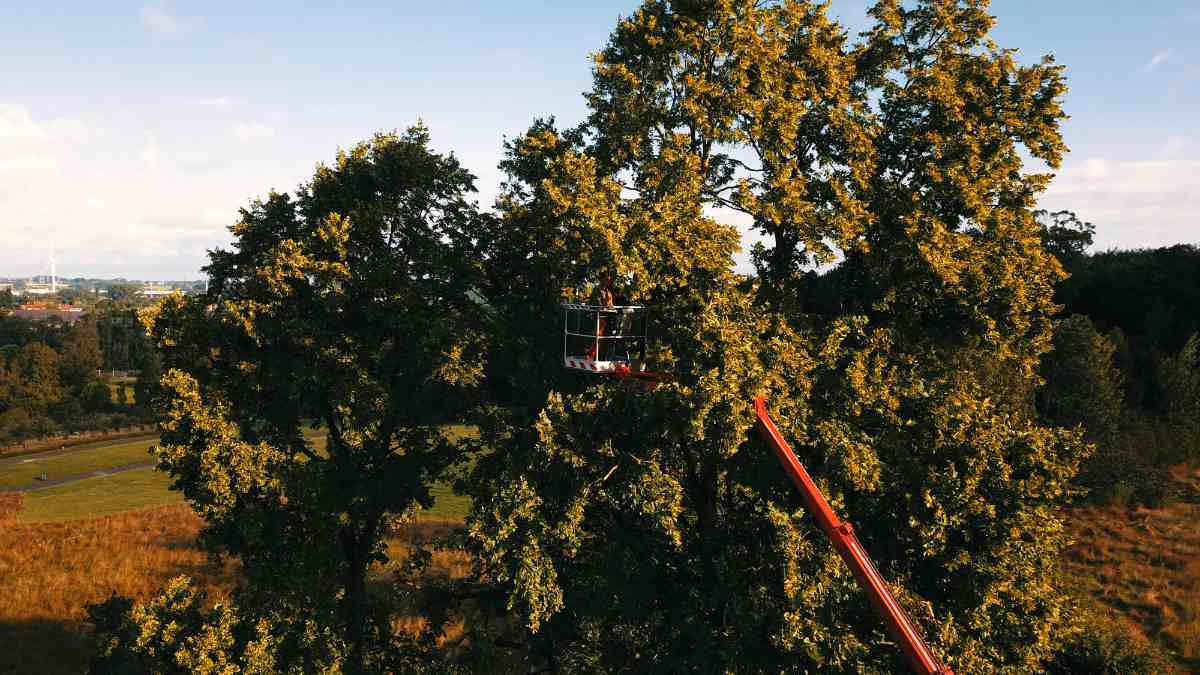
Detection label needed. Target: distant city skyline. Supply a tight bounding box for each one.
[2,1,1197,279]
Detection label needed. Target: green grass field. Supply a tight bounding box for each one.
[17,466,180,522]
[3,429,475,523]
[0,438,157,489]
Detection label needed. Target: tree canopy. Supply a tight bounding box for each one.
[464,1,1085,672]
[107,1,1100,673]
[142,124,486,672]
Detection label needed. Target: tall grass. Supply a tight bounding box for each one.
[1062,464,1200,671]
[0,503,233,675]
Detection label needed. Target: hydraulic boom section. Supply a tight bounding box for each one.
[753,397,953,675]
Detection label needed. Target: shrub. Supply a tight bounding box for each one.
[1079,416,1175,507]
[1047,599,1172,674]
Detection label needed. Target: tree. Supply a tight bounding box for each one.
[106,283,144,304]
[10,342,63,413]
[81,379,113,413]
[59,319,103,392]
[143,124,484,672]
[133,350,162,410]
[1039,315,1124,441]
[56,286,89,305]
[1036,209,1095,268]
[467,1,1086,672]
[0,358,13,412]
[89,576,283,674]
[0,407,33,446]
[1156,333,1200,445]
[0,289,16,310]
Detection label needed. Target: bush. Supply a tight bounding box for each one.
[1079,416,1175,507]
[1047,600,1172,674]
[81,380,114,413]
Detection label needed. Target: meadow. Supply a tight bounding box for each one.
[0,434,472,674]
[1062,464,1200,671]
[1,434,1196,673]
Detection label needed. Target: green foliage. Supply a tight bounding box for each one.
[142,124,483,672]
[10,342,64,412]
[88,577,285,675]
[59,320,104,392]
[1056,244,1200,411]
[95,306,154,373]
[1039,315,1123,441]
[134,350,161,410]
[1037,209,1095,268]
[1157,334,1200,446]
[1046,596,1171,675]
[81,379,114,412]
[465,1,1087,673]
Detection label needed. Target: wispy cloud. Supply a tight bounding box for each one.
[0,104,50,143]
[139,6,190,39]
[233,122,276,141]
[1142,49,1173,73]
[190,97,239,109]
[141,132,162,173]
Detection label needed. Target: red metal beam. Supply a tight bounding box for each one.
[753,396,953,675]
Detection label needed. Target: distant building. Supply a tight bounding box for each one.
[12,304,85,323]
[140,283,176,298]
[23,282,55,296]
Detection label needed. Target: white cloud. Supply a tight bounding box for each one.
[0,104,50,143]
[1142,49,1172,73]
[0,102,309,279]
[1156,136,1192,160]
[233,122,276,141]
[190,97,238,109]
[0,104,87,177]
[141,133,162,173]
[1043,155,1200,250]
[139,6,190,39]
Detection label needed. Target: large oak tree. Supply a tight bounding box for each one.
[138,124,484,673]
[466,1,1087,672]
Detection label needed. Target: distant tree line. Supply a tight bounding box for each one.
[0,307,161,447]
[1041,236,1200,505]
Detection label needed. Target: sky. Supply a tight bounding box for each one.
[1,1,1197,280]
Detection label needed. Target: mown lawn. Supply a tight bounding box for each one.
[0,438,157,489]
[17,467,181,523]
[16,467,470,524]
[5,425,475,523]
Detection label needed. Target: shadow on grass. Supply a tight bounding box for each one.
[0,617,92,675]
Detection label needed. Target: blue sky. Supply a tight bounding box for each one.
[1,1,1197,279]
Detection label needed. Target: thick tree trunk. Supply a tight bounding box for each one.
[341,528,370,675]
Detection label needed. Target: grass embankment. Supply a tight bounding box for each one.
[0,438,157,490]
[1062,464,1200,671]
[0,429,156,461]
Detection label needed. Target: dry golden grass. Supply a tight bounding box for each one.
[0,501,472,674]
[0,503,235,675]
[1062,464,1200,671]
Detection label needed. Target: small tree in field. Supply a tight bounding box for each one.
[141,124,484,672]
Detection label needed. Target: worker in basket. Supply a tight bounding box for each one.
[587,272,632,362]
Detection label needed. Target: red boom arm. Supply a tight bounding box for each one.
[753,396,953,675]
